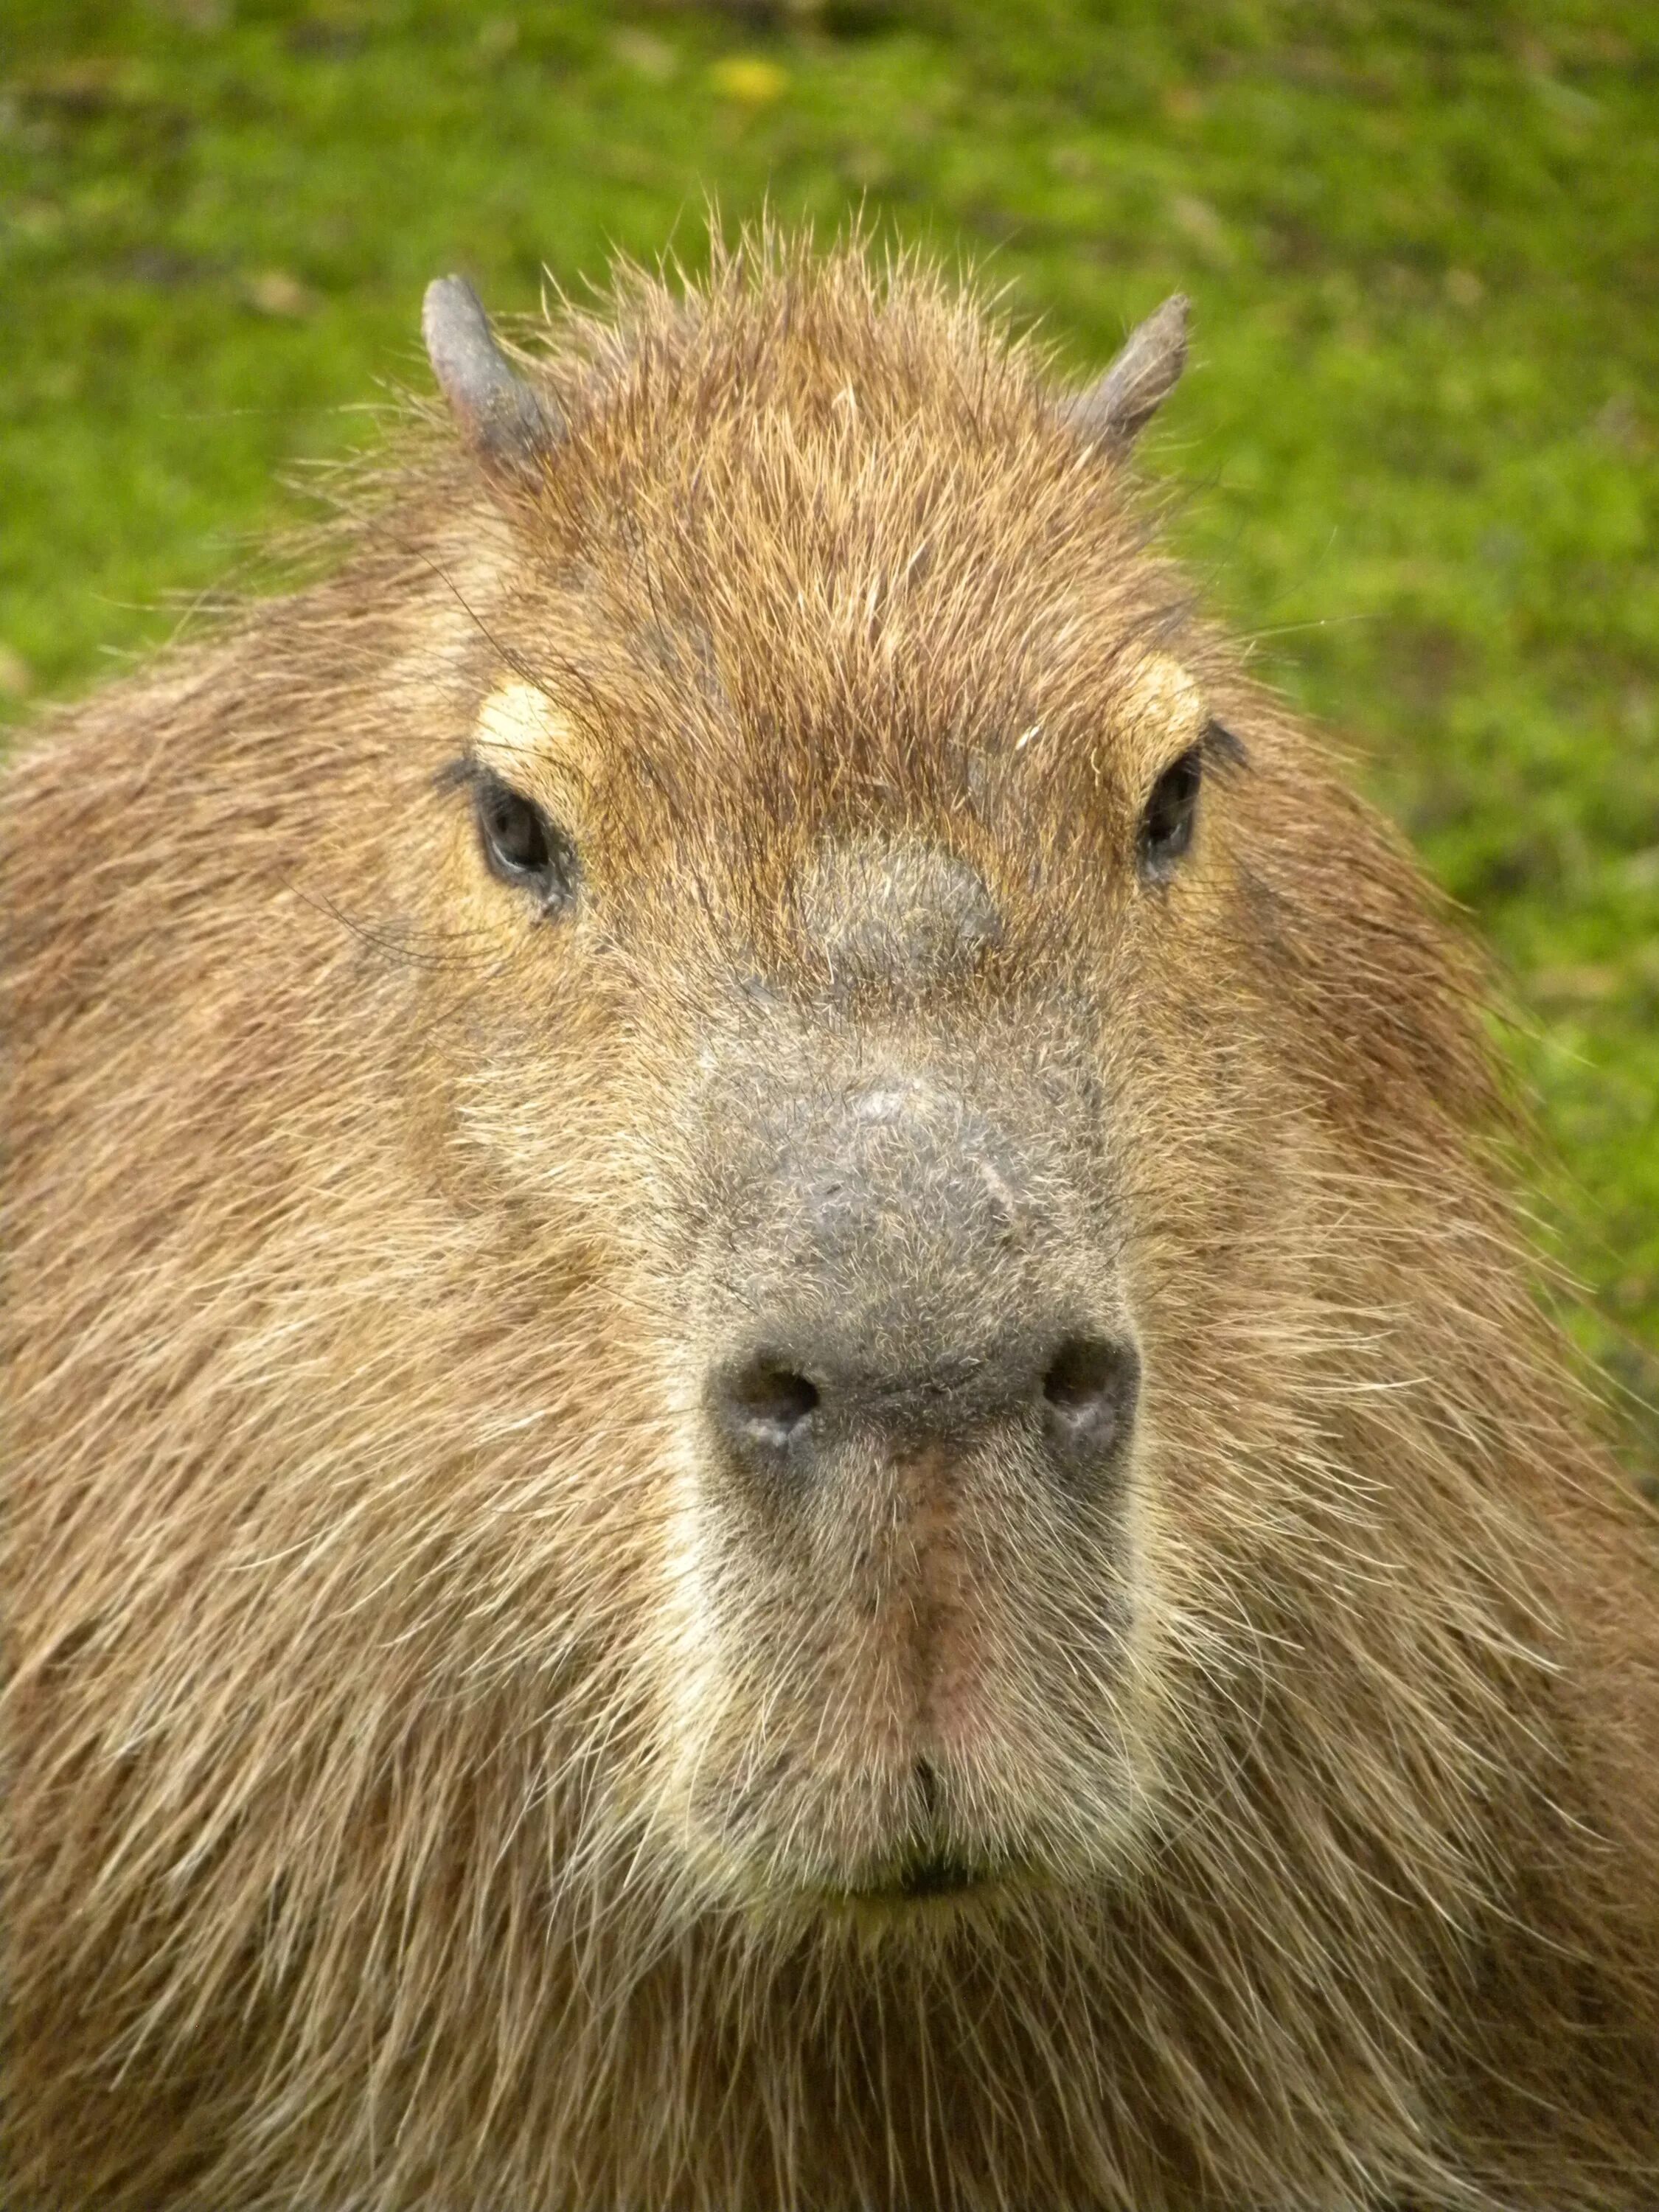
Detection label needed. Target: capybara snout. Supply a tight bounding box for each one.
[675,881,1146,1903]
[698,1066,1140,1495]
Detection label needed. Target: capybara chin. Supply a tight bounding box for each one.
[4,232,1657,2211]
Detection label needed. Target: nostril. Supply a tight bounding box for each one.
[721,1358,820,1451]
[1043,1336,1116,1413]
[1042,1335,1137,1458]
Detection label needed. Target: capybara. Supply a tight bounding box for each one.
[4,232,1657,2211]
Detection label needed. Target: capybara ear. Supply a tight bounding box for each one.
[1062,292,1189,454]
[422,274,558,474]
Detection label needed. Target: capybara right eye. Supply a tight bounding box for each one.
[473,770,577,914]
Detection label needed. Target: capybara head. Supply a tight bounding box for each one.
[6,233,1657,2211]
[402,253,1492,1919]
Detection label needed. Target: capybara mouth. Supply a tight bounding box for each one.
[892,1853,981,1899]
[838,1851,1002,1907]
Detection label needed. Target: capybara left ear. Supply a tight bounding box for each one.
[422,274,558,475]
[1062,293,1189,455]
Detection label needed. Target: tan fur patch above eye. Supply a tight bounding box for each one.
[473,680,563,768]
[1118,655,1206,750]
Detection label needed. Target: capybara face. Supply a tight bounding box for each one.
[407,327,1301,1920]
[438,667,1229,1909]
[399,311,1373,1925]
[8,240,1656,2212]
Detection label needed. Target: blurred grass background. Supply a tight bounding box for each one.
[2,0,1655,1480]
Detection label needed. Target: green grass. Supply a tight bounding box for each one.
[3,0,1655,1477]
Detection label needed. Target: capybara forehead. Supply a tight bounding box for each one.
[481,250,1222,848]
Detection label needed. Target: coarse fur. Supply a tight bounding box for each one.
[4,229,1658,2211]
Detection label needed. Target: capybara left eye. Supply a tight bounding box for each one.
[1139,746,1203,879]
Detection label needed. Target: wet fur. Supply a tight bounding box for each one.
[4,232,1658,2209]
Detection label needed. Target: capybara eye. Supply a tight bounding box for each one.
[473,770,578,915]
[1138,746,1203,880]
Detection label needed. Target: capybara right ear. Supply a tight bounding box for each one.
[422,274,558,476]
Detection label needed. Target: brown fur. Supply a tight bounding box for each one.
[4,231,1657,2211]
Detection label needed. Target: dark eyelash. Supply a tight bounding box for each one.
[1201,718,1250,771]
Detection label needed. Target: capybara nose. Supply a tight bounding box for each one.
[711,1330,1138,1493]
[706,1074,1138,1495]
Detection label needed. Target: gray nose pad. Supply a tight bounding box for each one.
[709,1332,1138,1498]
[703,1060,1133,1503]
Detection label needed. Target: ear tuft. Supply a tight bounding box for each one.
[422,275,557,472]
[1063,293,1190,456]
